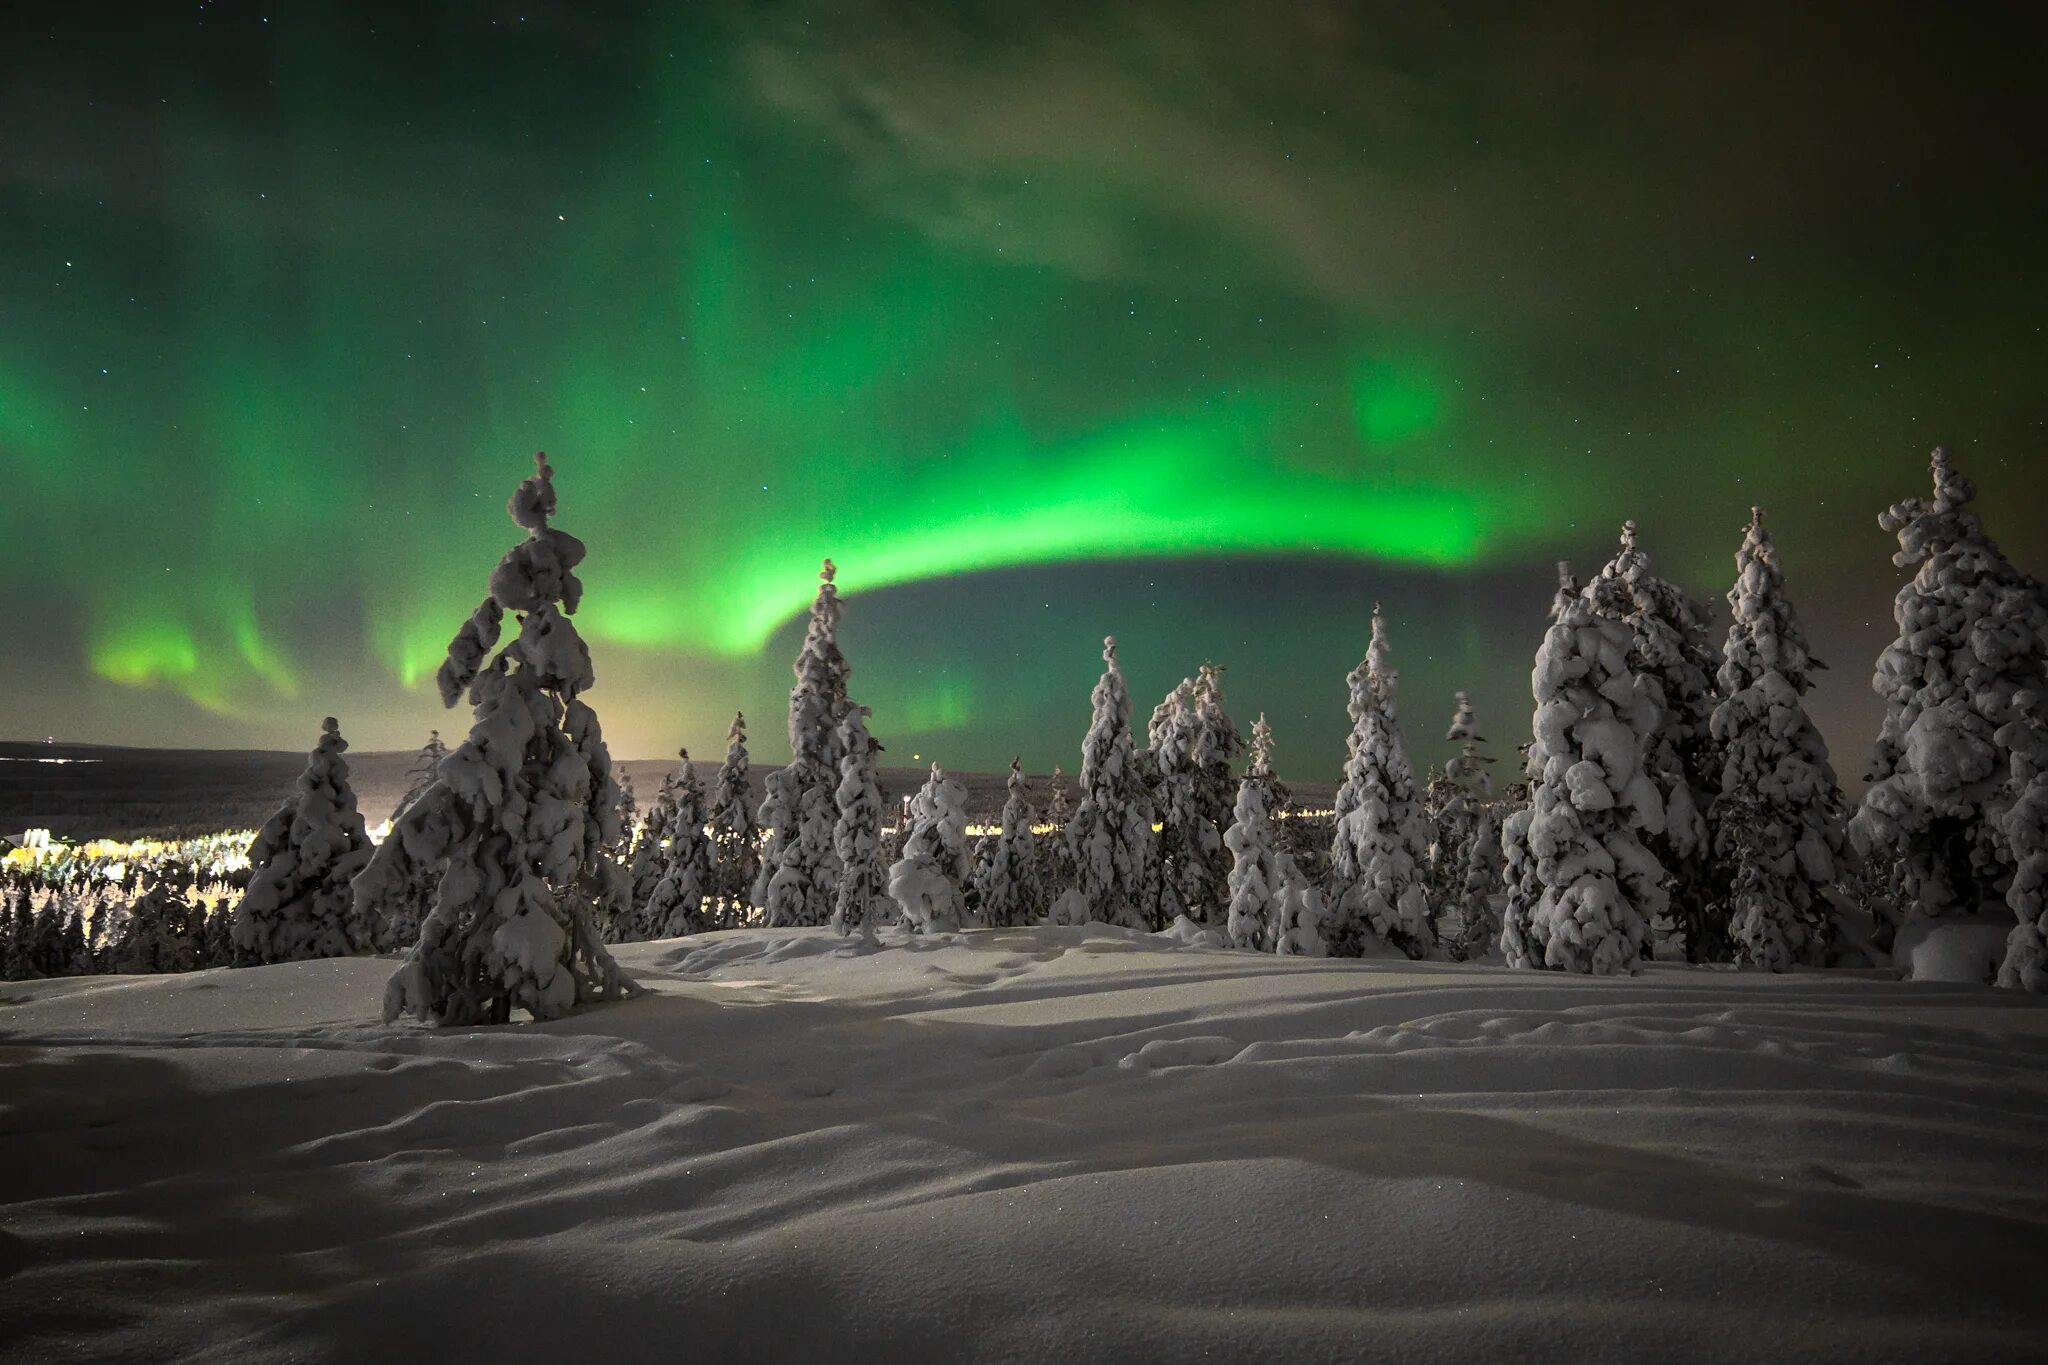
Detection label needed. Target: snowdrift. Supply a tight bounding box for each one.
[3,926,2046,1362]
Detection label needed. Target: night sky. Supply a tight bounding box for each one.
[4,1,2045,780]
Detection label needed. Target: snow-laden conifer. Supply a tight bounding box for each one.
[1043,766,1073,828]
[232,716,375,964]
[633,749,714,940]
[629,759,685,919]
[376,729,452,949]
[831,706,889,941]
[709,712,758,927]
[1444,693,1494,799]
[1225,714,1296,951]
[1152,665,1240,923]
[1501,564,1667,973]
[963,836,993,921]
[61,905,89,974]
[392,730,449,825]
[763,761,838,928]
[1065,638,1160,928]
[105,883,203,974]
[975,758,1047,928]
[353,453,636,1024]
[1038,765,1076,896]
[1326,607,1434,956]
[25,901,71,977]
[1188,664,1243,846]
[613,772,639,852]
[1585,520,1720,960]
[2,897,34,981]
[1997,709,2048,990]
[1273,879,1327,957]
[889,763,970,933]
[750,763,799,912]
[790,559,853,776]
[882,793,912,869]
[757,561,853,924]
[1428,693,1502,959]
[1149,676,1226,922]
[1853,448,2048,921]
[201,902,233,967]
[1708,508,1850,970]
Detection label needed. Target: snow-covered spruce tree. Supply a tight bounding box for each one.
[200,900,233,967]
[1065,637,1161,929]
[1444,692,1495,800]
[1154,665,1241,923]
[1584,521,1720,960]
[1267,756,1324,880]
[1225,714,1297,951]
[61,906,89,974]
[790,559,853,779]
[1149,676,1223,923]
[831,705,889,941]
[232,716,375,964]
[16,901,78,977]
[1501,563,1668,974]
[1428,693,1502,960]
[881,793,913,870]
[750,763,799,913]
[1853,447,2048,922]
[889,763,970,933]
[1997,708,2048,990]
[1273,878,1327,957]
[0,898,19,981]
[13,902,42,977]
[636,750,715,940]
[1326,607,1434,957]
[1043,765,1073,828]
[629,757,686,920]
[756,560,854,924]
[1038,765,1076,896]
[391,730,449,825]
[3,895,34,980]
[614,771,639,852]
[1500,572,1577,964]
[24,901,70,977]
[963,835,993,922]
[104,882,202,974]
[377,729,454,951]
[976,758,1047,928]
[1708,508,1851,970]
[763,756,839,928]
[1188,663,1244,860]
[708,712,759,928]
[353,452,636,1025]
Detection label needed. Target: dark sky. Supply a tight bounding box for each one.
[3,0,2044,782]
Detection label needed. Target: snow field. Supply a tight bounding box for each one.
[4,923,2045,1362]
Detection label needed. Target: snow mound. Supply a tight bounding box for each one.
[1118,1035,1241,1069]
[1893,914,2014,985]
[4,924,2046,1363]
[1154,913,1226,949]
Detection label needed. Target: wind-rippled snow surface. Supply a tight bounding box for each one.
[3,926,2045,1362]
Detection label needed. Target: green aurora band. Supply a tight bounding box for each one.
[4,3,2045,771]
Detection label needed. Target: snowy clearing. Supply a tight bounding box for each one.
[3,925,2045,1362]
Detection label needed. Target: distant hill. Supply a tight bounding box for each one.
[0,740,1340,841]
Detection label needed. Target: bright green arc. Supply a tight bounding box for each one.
[586,406,1492,659]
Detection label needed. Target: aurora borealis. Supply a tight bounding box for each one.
[4,2,2045,776]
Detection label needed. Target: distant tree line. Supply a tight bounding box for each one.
[9,447,2042,1008]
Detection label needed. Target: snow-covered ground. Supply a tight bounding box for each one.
[3,926,2045,1362]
